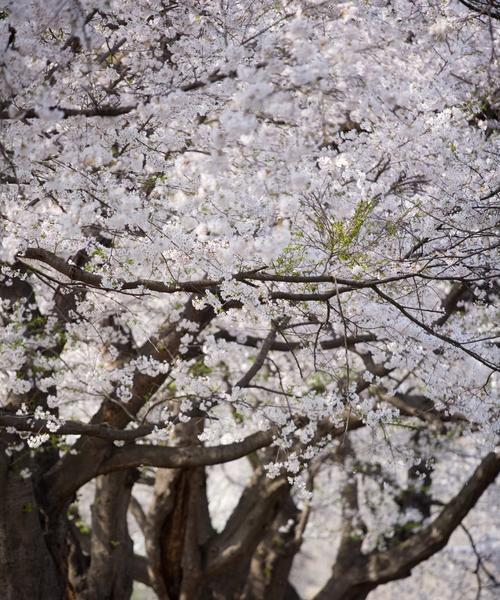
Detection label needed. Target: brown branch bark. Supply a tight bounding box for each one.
[131,554,152,588]
[242,488,305,600]
[99,430,276,473]
[0,414,159,441]
[42,429,275,511]
[144,469,182,598]
[0,105,137,120]
[457,0,500,19]
[140,418,216,599]
[205,470,290,577]
[21,247,220,294]
[0,439,65,599]
[20,247,434,301]
[235,325,278,389]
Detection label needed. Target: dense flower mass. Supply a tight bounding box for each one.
[0,1,498,599]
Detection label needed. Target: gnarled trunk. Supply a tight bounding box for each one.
[144,460,302,600]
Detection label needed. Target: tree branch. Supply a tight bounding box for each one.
[372,285,498,371]
[371,451,500,578]
[98,430,276,473]
[216,329,377,351]
[315,451,500,600]
[20,247,435,300]
[234,325,278,388]
[0,105,137,120]
[21,247,220,294]
[0,413,160,441]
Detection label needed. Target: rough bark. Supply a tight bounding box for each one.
[140,455,296,600]
[0,439,65,600]
[145,469,183,599]
[144,417,215,600]
[80,470,137,599]
[163,468,213,600]
[203,468,291,599]
[242,490,303,600]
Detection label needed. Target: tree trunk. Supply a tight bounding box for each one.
[152,467,214,600]
[80,470,137,599]
[0,439,66,600]
[243,492,302,600]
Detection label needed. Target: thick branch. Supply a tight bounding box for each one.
[21,247,219,294]
[131,555,152,588]
[0,105,136,120]
[42,429,275,511]
[41,299,215,510]
[20,247,433,300]
[205,471,289,576]
[457,0,500,19]
[368,451,500,579]
[98,430,275,473]
[315,451,500,600]
[0,414,160,441]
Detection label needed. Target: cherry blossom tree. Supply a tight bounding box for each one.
[0,1,498,598]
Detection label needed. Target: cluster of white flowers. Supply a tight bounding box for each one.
[0,2,497,592]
